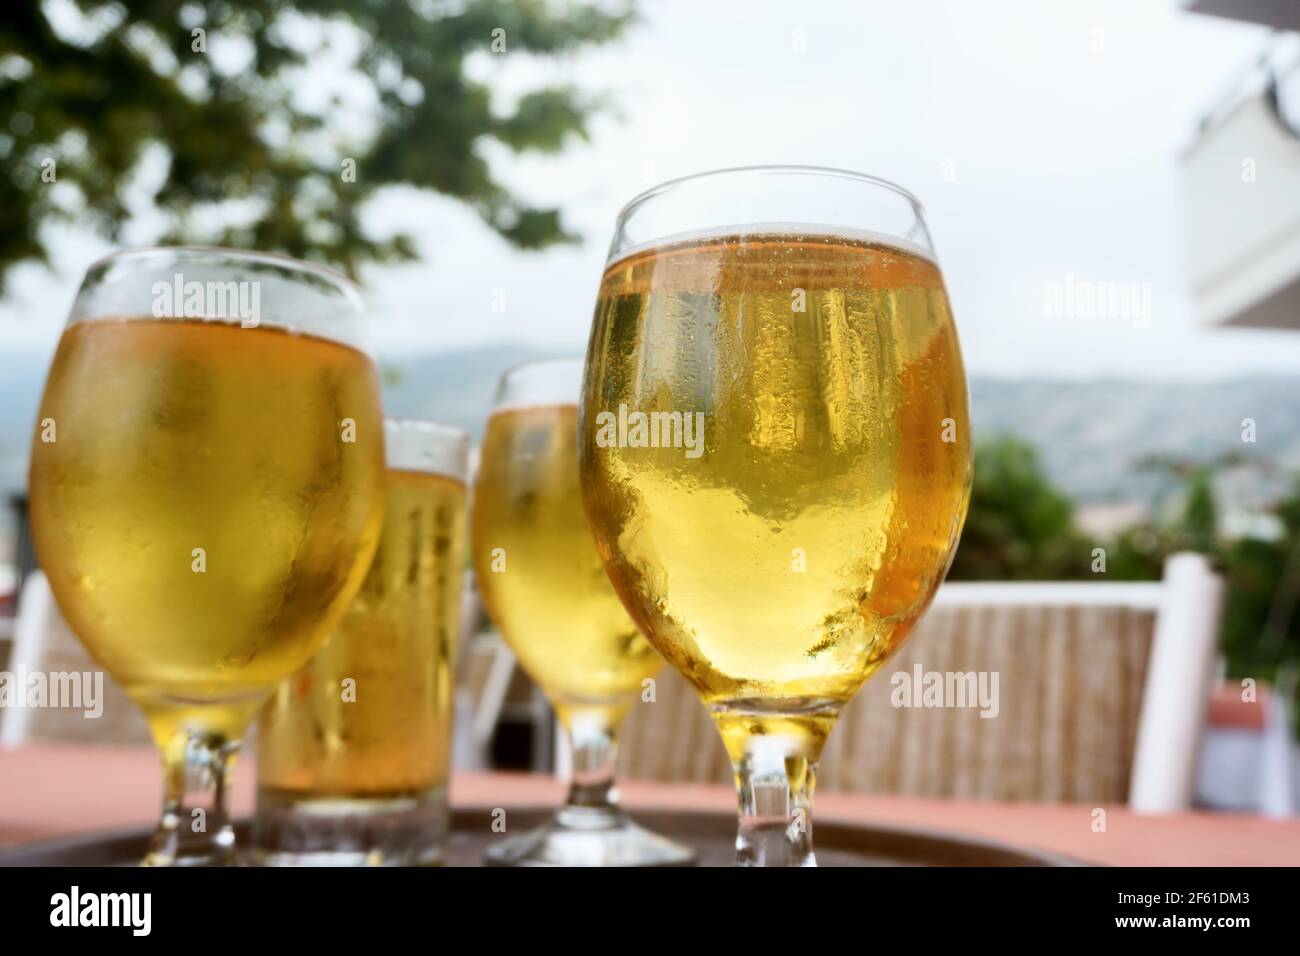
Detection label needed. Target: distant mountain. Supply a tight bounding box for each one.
[970,377,1300,507]
[1,343,1297,535]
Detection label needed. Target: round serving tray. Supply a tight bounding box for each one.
[0,807,1081,866]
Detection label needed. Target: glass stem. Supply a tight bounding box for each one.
[558,707,624,824]
[733,736,817,867]
[145,731,239,866]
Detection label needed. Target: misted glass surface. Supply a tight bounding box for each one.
[473,403,661,728]
[31,319,384,742]
[584,231,970,738]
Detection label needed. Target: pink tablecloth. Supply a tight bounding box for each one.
[2,744,1298,865]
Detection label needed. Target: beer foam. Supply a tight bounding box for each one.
[607,222,937,268]
[384,418,469,480]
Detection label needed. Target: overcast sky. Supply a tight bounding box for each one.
[4,0,1300,381]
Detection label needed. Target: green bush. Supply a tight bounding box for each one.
[947,435,1092,581]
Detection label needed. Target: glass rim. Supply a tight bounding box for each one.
[83,245,361,299]
[616,164,926,223]
[492,356,583,413]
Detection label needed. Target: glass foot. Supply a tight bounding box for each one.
[143,822,237,867]
[252,788,450,866]
[484,806,696,867]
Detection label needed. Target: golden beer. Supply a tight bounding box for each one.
[258,467,466,800]
[581,230,972,757]
[29,317,385,745]
[472,403,661,728]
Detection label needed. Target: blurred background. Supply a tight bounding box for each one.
[2,0,1299,825]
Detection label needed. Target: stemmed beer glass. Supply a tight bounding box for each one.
[472,358,694,866]
[579,167,973,866]
[28,247,385,865]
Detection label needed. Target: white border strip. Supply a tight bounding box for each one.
[933,581,1166,610]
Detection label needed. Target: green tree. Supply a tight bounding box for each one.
[948,435,1091,581]
[0,0,633,289]
[1220,480,1300,689]
[1180,467,1219,554]
[1104,524,1174,581]
[1104,452,1232,580]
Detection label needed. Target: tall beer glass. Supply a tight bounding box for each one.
[256,419,469,865]
[580,167,972,866]
[472,359,693,866]
[28,247,385,865]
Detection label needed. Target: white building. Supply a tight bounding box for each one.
[1183,1,1300,330]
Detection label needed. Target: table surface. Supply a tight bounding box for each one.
[2,744,1298,866]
